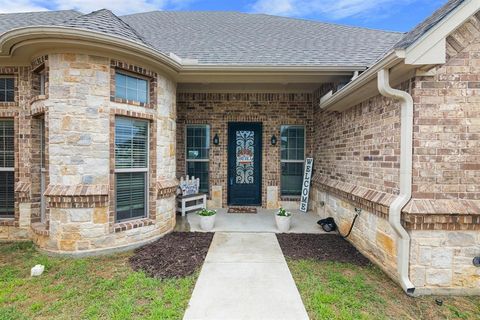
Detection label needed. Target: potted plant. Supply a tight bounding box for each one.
[275,207,292,232]
[197,208,217,231]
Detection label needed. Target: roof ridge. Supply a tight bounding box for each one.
[121,10,404,34]
[60,9,152,47]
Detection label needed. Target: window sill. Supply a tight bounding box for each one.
[0,101,17,107]
[280,196,301,202]
[110,97,155,109]
[113,218,154,233]
[31,95,47,104]
[0,218,16,226]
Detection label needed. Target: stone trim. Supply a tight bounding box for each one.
[312,175,394,219]
[31,222,50,236]
[403,199,480,215]
[113,218,155,233]
[31,104,46,116]
[110,59,157,109]
[44,184,109,208]
[157,179,178,199]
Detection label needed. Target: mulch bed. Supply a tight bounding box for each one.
[276,233,370,266]
[130,232,214,278]
[227,207,257,213]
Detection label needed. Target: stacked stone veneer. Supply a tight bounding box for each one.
[310,15,480,295]
[176,92,314,208]
[2,53,177,254]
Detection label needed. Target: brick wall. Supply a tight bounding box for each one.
[176,92,314,208]
[410,13,480,203]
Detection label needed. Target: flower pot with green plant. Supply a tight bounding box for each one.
[275,207,292,232]
[197,208,217,231]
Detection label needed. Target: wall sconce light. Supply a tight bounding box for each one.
[213,134,220,145]
[270,134,277,146]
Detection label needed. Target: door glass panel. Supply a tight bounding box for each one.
[235,130,255,184]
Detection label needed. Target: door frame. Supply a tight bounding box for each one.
[227,122,262,206]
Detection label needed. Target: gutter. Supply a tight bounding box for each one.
[377,68,415,296]
[0,26,364,77]
[320,50,405,110]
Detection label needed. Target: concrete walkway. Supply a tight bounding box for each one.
[183,232,309,320]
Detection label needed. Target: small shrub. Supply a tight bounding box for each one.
[197,209,216,216]
[276,207,291,217]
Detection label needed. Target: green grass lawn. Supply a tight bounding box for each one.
[0,242,197,320]
[288,259,480,320]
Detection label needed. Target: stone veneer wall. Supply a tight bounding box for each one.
[176,92,314,208]
[1,53,177,255]
[310,15,480,294]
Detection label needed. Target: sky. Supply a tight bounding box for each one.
[0,0,449,32]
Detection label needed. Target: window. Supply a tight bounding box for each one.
[280,125,305,196]
[38,69,46,96]
[0,120,14,218]
[0,77,14,102]
[115,117,149,222]
[115,72,148,103]
[186,125,210,193]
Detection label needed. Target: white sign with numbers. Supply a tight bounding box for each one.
[300,158,314,212]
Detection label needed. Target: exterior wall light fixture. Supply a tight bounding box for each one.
[213,134,220,145]
[270,134,277,146]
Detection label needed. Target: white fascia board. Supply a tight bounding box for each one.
[405,0,480,65]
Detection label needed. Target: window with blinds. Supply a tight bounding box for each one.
[0,77,14,102]
[0,119,14,217]
[115,117,149,222]
[280,125,305,196]
[186,125,210,193]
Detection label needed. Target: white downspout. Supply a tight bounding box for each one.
[377,68,415,296]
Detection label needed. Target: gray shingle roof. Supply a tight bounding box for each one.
[0,10,81,35]
[121,11,403,67]
[395,0,465,49]
[59,9,149,46]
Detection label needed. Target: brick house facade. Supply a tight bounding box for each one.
[0,1,479,295]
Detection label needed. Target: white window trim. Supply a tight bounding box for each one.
[280,125,306,196]
[185,124,210,192]
[115,70,150,104]
[0,75,15,102]
[114,117,150,223]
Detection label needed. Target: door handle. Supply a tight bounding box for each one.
[230,177,234,186]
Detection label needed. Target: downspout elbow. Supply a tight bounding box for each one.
[377,69,415,296]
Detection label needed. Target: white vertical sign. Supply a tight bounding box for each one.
[300,158,313,212]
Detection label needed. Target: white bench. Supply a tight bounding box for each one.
[176,175,207,216]
[176,193,207,217]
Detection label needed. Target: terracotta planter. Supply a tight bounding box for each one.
[200,214,216,231]
[275,214,291,232]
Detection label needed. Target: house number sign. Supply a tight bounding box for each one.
[300,158,314,212]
